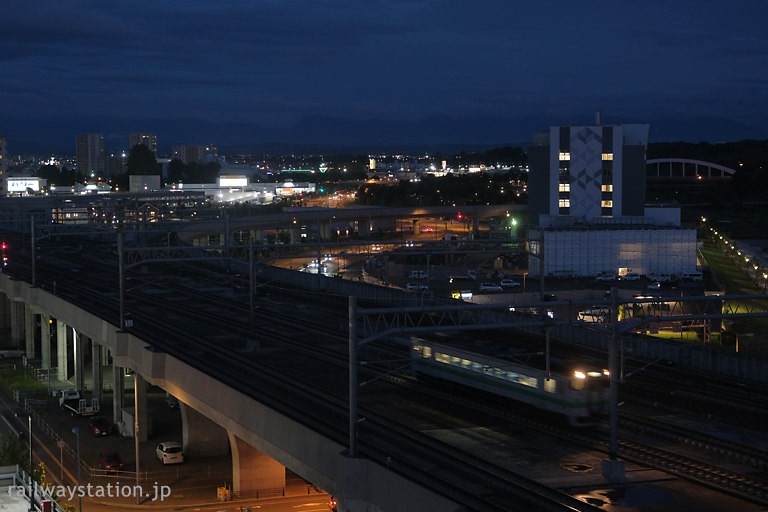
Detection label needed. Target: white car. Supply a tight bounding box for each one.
[408,270,428,280]
[647,273,672,282]
[0,348,25,359]
[499,279,521,288]
[406,282,429,291]
[595,273,615,281]
[156,442,184,465]
[479,282,503,292]
[620,273,641,281]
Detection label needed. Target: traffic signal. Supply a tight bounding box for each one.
[457,212,462,220]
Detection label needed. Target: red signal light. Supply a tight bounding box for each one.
[457,212,462,220]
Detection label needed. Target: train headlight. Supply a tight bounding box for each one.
[603,369,610,376]
[587,371,602,378]
[574,371,586,379]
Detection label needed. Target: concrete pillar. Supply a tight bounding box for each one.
[180,403,229,457]
[10,301,25,347]
[134,372,149,442]
[112,359,124,425]
[40,315,51,369]
[228,432,285,496]
[320,222,333,240]
[24,307,35,359]
[91,340,103,404]
[56,319,67,381]
[0,292,11,332]
[73,330,85,392]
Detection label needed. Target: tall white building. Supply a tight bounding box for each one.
[527,119,697,277]
[130,133,157,153]
[172,144,219,165]
[76,133,105,175]
[528,122,649,224]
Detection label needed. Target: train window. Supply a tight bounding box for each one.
[520,376,538,388]
[543,379,556,393]
[494,368,506,379]
[436,352,450,364]
[461,359,472,369]
[482,365,493,375]
[422,346,431,358]
[471,362,483,372]
[508,371,519,383]
[571,379,585,391]
[450,356,461,366]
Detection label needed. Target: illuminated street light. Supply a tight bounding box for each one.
[72,427,82,512]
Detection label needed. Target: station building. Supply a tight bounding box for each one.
[526,118,697,277]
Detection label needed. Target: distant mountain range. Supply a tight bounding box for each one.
[4,113,765,156]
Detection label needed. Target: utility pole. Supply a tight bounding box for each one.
[348,296,358,458]
[603,287,625,480]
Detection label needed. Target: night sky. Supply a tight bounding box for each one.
[2,1,767,154]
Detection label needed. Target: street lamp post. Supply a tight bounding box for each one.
[28,415,32,472]
[28,415,32,510]
[134,372,141,505]
[72,427,82,512]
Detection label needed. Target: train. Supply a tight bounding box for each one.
[409,339,610,426]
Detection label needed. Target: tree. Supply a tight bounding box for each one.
[126,144,159,175]
[167,159,186,183]
[0,432,27,468]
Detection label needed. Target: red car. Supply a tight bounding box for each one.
[88,417,113,436]
[98,450,124,471]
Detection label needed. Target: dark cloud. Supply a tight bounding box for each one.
[2,0,767,152]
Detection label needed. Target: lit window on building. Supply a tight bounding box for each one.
[559,152,570,161]
[602,153,613,161]
[559,199,570,208]
[559,183,570,192]
[601,200,613,207]
[601,184,613,192]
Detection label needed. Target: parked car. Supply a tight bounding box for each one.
[98,450,124,471]
[0,348,25,359]
[448,270,477,283]
[408,270,428,280]
[156,441,184,465]
[499,279,521,288]
[88,416,113,436]
[595,272,615,281]
[620,273,641,281]
[406,282,429,291]
[479,282,503,292]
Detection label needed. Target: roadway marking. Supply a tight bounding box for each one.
[0,392,78,486]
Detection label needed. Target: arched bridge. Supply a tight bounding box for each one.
[646,158,736,181]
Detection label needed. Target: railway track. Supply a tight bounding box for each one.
[7,232,768,508]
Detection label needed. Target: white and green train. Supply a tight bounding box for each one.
[411,340,610,426]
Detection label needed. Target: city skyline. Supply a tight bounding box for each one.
[2,1,767,153]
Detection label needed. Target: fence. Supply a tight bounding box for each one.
[0,465,70,512]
